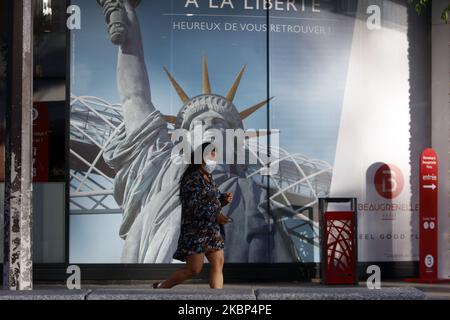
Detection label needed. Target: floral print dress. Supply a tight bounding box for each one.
[173,169,228,262]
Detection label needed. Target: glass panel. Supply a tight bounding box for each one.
[268,0,430,264]
[32,183,65,263]
[69,0,270,263]
[0,0,13,264]
[0,184,3,262]
[268,0,357,263]
[32,0,67,263]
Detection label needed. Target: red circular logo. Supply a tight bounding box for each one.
[374,164,404,199]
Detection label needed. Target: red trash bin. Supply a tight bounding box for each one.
[319,198,358,285]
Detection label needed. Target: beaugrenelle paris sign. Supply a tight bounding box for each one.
[67,0,430,268]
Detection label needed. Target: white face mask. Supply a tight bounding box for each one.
[204,159,217,173]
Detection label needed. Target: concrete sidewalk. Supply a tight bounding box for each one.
[1,281,447,300]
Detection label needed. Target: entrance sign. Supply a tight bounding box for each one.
[419,148,438,280]
[406,149,449,283]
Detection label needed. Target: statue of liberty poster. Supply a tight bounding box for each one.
[69,0,422,265]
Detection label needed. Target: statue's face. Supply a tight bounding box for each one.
[188,110,229,132]
[98,0,128,45]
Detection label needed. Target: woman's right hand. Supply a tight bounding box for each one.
[217,213,231,225]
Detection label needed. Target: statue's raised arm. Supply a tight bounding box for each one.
[97,0,155,135]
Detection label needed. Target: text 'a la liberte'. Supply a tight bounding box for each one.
[184,0,322,12]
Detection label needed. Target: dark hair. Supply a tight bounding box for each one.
[180,142,215,185]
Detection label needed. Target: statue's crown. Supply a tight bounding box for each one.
[162,52,273,130]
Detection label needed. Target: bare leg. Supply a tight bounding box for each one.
[206,250,224,289]
[159,253,204,289]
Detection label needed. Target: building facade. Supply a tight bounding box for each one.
[1,0,449,286]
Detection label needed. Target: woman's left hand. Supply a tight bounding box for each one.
[223,192,233,204]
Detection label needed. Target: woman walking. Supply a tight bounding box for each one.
[153,143,233,289]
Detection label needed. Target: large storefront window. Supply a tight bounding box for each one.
[67,0,431,267]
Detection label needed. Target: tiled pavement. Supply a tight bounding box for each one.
[1,281,447,300]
